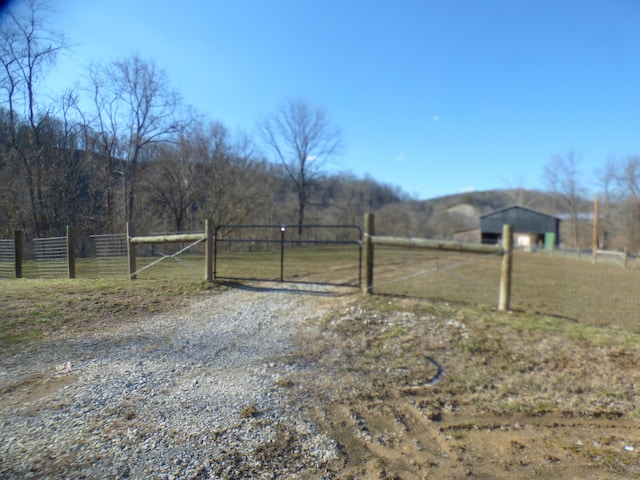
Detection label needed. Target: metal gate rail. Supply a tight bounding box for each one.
[214,224,362,286]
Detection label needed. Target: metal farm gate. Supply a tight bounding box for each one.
[213,224,362,287]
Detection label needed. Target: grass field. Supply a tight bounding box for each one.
[371,247,640,332]
[214,244,362,285]
[2,244,638,346]
[2,244,640,478]
[0,245,361,346]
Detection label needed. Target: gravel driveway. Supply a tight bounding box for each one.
[0,284,349,479]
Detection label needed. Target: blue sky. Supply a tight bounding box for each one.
[12,0,640,199]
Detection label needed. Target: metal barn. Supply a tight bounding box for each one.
[480,206,561,250]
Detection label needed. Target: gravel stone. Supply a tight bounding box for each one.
[0,285,346,478]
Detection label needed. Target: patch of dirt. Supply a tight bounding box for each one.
[287,295,640,479]
[0,372,77,407]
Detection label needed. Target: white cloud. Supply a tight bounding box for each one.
[394,153,405,163]
[432,115,440,122]
[460,186,476,193]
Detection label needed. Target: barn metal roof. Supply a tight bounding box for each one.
[480,205,561,235]
[479,205,560,220]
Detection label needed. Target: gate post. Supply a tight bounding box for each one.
[14,230,23,279]
[498,224,513,311]
[280,225,285,282]
[127,223,137,280]
[205,219,213,282]
[363,213,374,295]
[67,225,76,279]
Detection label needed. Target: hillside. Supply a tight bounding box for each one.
[374,189,596,246]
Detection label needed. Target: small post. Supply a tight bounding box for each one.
[498,224,513,311]
[592,196,599,264]
[213,226,218,280]
[67,225,76,279]
[624,246,629,269]
[14,230,23,279]
[205,219,213,282]
[127,223,137,280]
[363,212,374,295]
[280,225,286,282]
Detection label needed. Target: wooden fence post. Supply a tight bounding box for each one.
[592,196,599,264]
[67,225,76,279]
[624,246,629,269]
[205,219,213,282]
[14,230,23,279]
[127,223,137,280]
[363,212,374,295]
[498,224,513,311]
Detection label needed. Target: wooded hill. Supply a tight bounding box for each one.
[373,189,629,251]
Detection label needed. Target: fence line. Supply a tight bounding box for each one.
[33,236,68,278]
[91,234,128,277]
[511,251,640,330]
[130,236,206,279]
[2,219,637,329]
[368,248,503,290]
[0,238,14,278]
[362,213,513,311]
[595,248,638,269]
[126,221,212,281]
[213,224,362,286]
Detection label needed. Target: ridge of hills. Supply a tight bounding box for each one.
[373,188,594,241]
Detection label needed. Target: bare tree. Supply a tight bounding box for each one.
[0,0,68,235]
[90,55,181,227]
[593,156,622,248]
[542,151,588,248]
[591,155,640,250]
[199,125,269,229]
[140,120,269,233]
[141,122,217,232]
[615,156,640,250]
[0,108,27,234]
[257,97,343,233]
[86,62,126,232]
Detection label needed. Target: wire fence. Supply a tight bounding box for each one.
[2,229,638,333]
[30,236,68,279]
[0,239,14,279]
[511,251,640,331]
[369,245,639,333]
[370,246,504,306]
[90,234,129,277]
[132,235,207,279]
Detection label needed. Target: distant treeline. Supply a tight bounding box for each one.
[0,102,407,237]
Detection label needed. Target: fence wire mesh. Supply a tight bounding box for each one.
[4,227,638,333]
[213,225,362,286]
[30,236,68,279]
[369,246,639,332]
[370,246,503,306]
[511,251,640,331]
[90,234,129,277]
[0,239,14,279]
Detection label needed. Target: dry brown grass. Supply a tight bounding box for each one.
[285,295,640,479]
[371,248,640,332]
[2,246,640,478]
[0,277,219,347]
